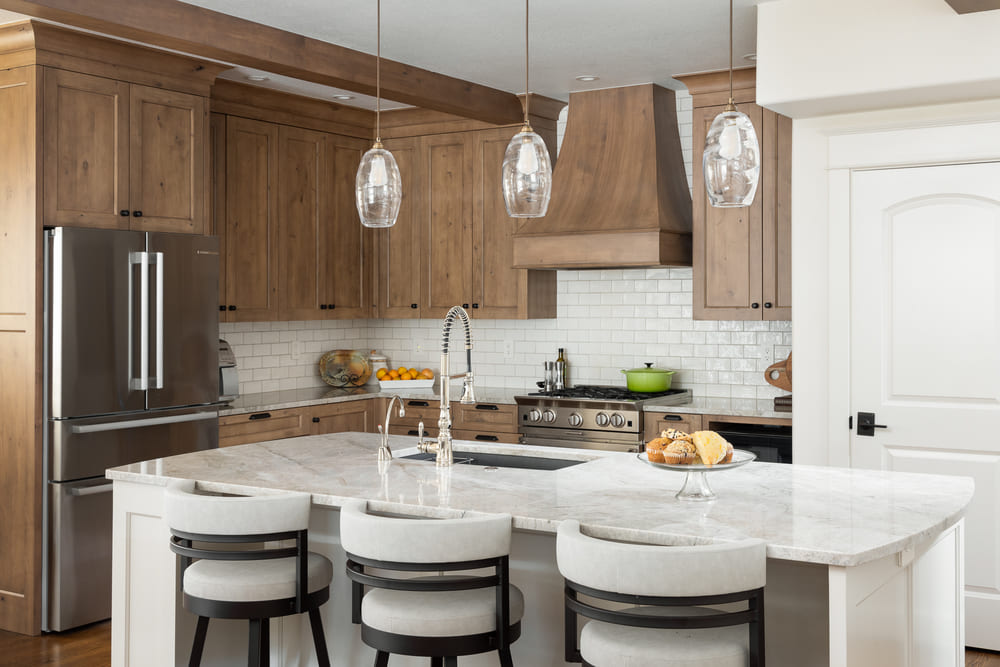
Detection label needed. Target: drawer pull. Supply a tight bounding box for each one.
[312,417,320,423]
[475,404,499,411]
[408,400,430,407]
[663,415,683,421]
[475,434,499,441]
[249,412,271,421]
[407,430,420,436]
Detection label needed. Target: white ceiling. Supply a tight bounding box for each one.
[0,2,764,111]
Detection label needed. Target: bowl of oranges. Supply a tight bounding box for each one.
[376,366,436,389]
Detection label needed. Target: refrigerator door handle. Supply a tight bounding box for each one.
[151,251,164,390]
[69,411,218,434]
[68,483,114,497]
[128,251,149,391]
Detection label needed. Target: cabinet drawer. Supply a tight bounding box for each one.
[388,424,440,439]
[309,400,373,435]
[453,403,517,433]
[219,407,310,447]
[451,429,521,445]
[643,412,703,441]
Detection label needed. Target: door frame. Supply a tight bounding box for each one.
[789,98,1000,466]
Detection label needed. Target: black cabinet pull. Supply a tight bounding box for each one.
[219,305,226,312]
[132,210,143,217]
[320,304,327,310]
[410,303,418,309]
[472,303,479,309]
[663,415,683,421]
[475,434,499,441]
[407,400,430,407]
[329,304,335,309]
[764,302,773,309]
[228,305,237,311]
[407,429,419,436]
[120,210,130,217]
[462,303,469,309]
[751,302,760,309]
[248,412,271,421]
[312,417,320,423]
[475,404,499,411]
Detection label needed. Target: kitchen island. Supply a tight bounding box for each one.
[109,433,972,667]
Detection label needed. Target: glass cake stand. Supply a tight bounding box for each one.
[636,449,756,501]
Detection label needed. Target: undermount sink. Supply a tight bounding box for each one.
[400,450,583,471]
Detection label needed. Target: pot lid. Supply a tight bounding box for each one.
[622,363,675,375]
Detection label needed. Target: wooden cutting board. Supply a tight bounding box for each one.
[765,353,792,392]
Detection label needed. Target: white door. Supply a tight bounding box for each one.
[850,162,1000,650]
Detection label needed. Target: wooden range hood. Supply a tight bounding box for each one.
[512,84,692,269]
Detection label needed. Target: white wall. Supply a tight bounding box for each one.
[757,0,1000,118]
[221,90,792,399]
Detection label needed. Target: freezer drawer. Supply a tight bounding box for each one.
[46,477,113,631]
[50,406,218,481]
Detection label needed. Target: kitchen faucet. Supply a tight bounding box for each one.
[417,305,475,466]
[376,395,405,461]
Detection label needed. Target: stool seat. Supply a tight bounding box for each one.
[184,553,333,603]
[581,606,747,667]
[363,578,525,637]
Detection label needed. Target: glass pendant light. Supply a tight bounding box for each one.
[703,0,760,208]
[357,0,402,228]
[502,0,553,218]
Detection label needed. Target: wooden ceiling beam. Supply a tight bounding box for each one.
[0,0,526,125]
[944,0,1000,13]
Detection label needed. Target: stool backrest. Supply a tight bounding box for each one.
[557,520,766,597]
[164,479,311,535]
[340,500,512,563]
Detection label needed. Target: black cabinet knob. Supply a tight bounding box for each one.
[472,303,479,309]
[228,305,237,311]
[410,303,418,309]
[132,210,143,218]
[751,302,760,309]
[320,304,327,310]
[462,303,470,309]
[312,417,320,423]
[329,304,335,309]
[119,210,130,217]
[219,305,226,312]
[764,302,773,309]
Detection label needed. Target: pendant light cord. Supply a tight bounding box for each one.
[524,0,530,126]
[376,0,382,143]
[728,0,734,108]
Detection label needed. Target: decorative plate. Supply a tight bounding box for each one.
[319,350,372,387]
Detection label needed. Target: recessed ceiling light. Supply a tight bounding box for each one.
[333,94,354,101]
[743,53,757,62]
[246,75,269,82]
[575,75,600,82]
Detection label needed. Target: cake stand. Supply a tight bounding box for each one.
[636,449,756,501]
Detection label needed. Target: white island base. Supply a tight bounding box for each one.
[109,435,970,667]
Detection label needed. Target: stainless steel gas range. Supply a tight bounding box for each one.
[515,386,693,452]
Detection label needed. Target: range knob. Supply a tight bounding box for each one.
[595,412,610,427]
[568,413,583,428]
[610,413,626,428]
[542,409,557,423]
[527,409,541,423]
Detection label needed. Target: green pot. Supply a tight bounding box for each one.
[621,363,675,392]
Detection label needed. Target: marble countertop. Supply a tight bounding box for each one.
[108,433,971,567]
[222,386,789,420]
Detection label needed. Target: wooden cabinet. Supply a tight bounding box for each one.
[453,401,520,444]
[643,412,703,441]
[309,400,374,434]
[679,69,791,321]
[210,113,227,314]
[377,127,556,319]
[384,398,443,438]
[43,68,208,234]
[219,407,310,447]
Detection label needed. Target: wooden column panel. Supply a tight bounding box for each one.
[377,136,423,318]
[277,125,324,320]
[128,85,206,234]
[42,68,129,230]
[322,135,369,319]
[210,112,227,319]
[764,110,792,320]
[225,117,279,321]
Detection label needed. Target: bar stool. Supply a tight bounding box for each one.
[164,480,333,667]
[556,520,766,667]
[340,499,522,667]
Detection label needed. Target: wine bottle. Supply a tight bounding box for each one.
[557,348,569,389]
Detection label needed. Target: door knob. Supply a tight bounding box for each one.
[857,411,888,437]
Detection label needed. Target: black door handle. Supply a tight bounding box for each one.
[475,404,499,411]
[120,210,130,217]
[408,400,430,407]
[411,304,418,309]
[475,434,499,441]
[312,417,320,423]
[132,210,143,217]
[857,411,888,437]
[228,305,237,311]
[662,415,683,421]
[219,305,226,312]
[751,302,760,309]
[249,412,271,421]
[764,302,773,309]
[462,303,470,309]
[320,304,327,310]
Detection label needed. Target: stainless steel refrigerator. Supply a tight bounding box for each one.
[43,227,221,631]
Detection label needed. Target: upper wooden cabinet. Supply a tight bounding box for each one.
[376,136,424,319]
[678,68,791,321]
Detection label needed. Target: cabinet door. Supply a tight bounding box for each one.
[422,133,474,318]
[129,85,207,234]
[210,113,228,319]
[762,110,792,320]
[692,103,764,320]
[377,137,424,318]
[322,135,371,319]
[43,69,129,229]
[225,117,279,321]
[277,125,325,320]
[310,400,373,435]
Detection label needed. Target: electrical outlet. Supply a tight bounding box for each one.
[503,340,515,360]
[762,345,774,366]
[416,342,422,353]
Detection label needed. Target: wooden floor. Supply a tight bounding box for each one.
[0,620,999,665]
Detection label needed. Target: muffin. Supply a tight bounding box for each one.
[663,440,698,465]
[645,436,670,463]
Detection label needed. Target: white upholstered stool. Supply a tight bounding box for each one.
[340,500,523,667]
[164,480,334,667]
[556,520,766,667]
